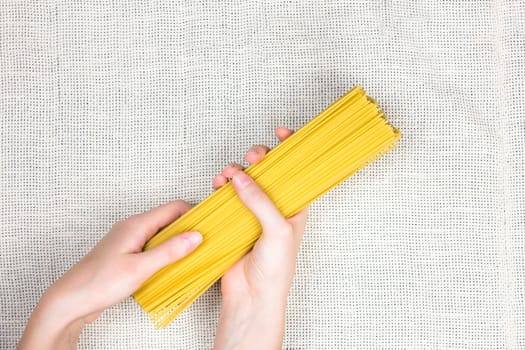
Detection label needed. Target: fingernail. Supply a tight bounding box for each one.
[182,231,202,248]
[232,171,251,189]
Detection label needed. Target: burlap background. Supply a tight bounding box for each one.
[1,1,523,349]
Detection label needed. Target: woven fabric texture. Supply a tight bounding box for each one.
[1,1,524,349]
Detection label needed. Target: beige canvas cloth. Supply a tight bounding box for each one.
[1,1,524,349]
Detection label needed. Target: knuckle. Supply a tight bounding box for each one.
[125,214,142,226]
[173,199,190,208]
[128,213,141,221]
[166,242,187,260]
[264,221,294,239]
[253,144,270,154]
[120,258,142,277]
[245,186,266,202]
[280,222,295,236]
[111,219,127,231]
[171,200,193,214]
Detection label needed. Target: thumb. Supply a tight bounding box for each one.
[138,231,202,276]
[231,170,291,237]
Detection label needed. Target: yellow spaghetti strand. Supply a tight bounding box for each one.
[133,86,401,328]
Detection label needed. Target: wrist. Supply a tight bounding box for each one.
[18,289,86,350]
[215,294,287,350]
[39,283,86,326]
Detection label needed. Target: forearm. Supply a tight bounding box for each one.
[18,289,85,350]
[215,296,287,350]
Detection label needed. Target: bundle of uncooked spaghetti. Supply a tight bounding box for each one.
[133,86,401,328]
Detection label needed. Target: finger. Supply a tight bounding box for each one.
[137,231,202,276]
[276,126,294,142]
[245,144,271,164]
[213,174,227,190]
[231,170,290,236]
[223,163,244,178]
[125,200,193,244]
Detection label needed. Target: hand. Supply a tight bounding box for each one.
[18,201,203,350]
[213,126,309,350]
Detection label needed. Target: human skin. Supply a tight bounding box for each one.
[18,126,307,350]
